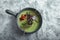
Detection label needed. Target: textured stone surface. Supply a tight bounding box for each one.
[0,0,60,40]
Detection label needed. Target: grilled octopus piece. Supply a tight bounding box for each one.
[27,13,33,25]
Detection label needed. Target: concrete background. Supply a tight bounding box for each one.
[0,0,60,40]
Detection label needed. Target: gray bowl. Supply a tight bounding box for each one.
[5,8,42,34]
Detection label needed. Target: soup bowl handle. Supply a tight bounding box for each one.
[5,9,17,17]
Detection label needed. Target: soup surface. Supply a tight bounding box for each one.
[17,10,40,33]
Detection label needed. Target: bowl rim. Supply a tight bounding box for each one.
[16,8,42,34]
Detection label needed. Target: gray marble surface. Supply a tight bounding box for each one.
[0,0,60,40]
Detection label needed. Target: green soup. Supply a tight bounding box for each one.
[17,10,40,33]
